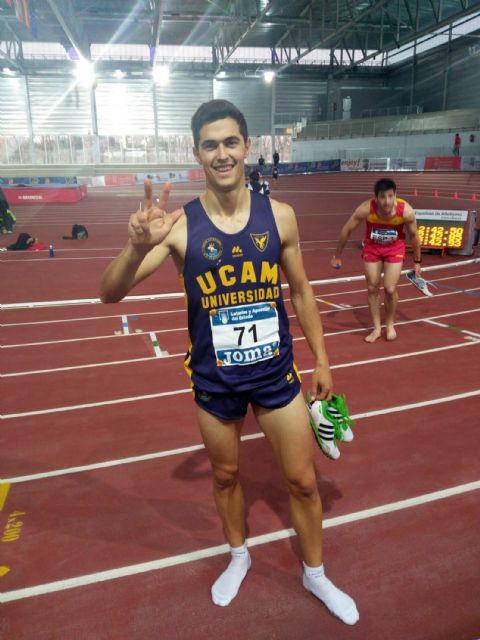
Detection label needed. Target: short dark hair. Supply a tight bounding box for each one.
[374,178,397,196]
[191,100,248,148]
[249,170,260,182]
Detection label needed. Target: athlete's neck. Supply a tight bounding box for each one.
[202,184,250,218]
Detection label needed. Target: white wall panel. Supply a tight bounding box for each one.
[155,76,213,134]
[28,76,91,134]
[96,78,154,135]
[213,78,271,135]
[0,76,29,134]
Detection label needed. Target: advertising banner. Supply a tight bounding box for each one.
[390,158,425,171]
[104,174,137,186]
[136,171,190,184]
[367,158,389,171]
[424,156,461,170]
[460,156,480,171]
[340,159,368,171]
[0,176,77,186]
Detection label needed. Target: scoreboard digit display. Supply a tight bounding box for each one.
[411,210,477,256]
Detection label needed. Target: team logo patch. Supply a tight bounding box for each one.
[197,390,211,402]
[202,237,223,261]
[250,232,269,252]
[232,245,243,258]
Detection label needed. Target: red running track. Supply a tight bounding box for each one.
[1,172,479,639]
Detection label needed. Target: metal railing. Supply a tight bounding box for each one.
[299,109,480,140]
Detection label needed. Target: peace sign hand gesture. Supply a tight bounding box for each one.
[128,180,182,247]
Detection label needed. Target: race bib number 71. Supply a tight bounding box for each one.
[210,302,280,366]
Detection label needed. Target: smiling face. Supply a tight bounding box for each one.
[193,117,250,193]
[376,188,396,216]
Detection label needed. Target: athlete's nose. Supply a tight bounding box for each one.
[217,143,228,160]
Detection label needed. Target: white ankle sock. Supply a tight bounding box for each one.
[303,562,359,625]
[211,544,251,607]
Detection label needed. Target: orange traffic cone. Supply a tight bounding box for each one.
[434,190,438,198]
[472,192,477,201]
[453,191,458,200]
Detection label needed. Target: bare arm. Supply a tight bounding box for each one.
[272,199,332,400]
[404,203,422,276]
[331,201,369,269]
[100,181,183,303]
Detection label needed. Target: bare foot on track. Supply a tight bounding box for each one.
[364,329,382,343]
[386,325,397,341]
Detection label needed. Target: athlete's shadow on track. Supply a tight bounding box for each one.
[172,444,343,533]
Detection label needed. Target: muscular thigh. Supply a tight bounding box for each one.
[363,260,383,288]
[253,392,315,482]
[196,405,244,473]
[383,261,403,290]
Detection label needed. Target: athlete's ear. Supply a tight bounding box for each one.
[244,137,251,158]
[192,146,201,164]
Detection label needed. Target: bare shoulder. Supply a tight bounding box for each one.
[158,208,187,260]
[270,198,297,242]
[355,199,371,218]
[270,197,295,218]
[402,201,416,220]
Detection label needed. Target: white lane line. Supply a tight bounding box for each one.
[2,307,480,378]
[149,332,168,357]
[423,319,480,340]
[3,341,479,419]
[1,354,185,378]
[1,479,478,602]
[4,389,479,484]
[0,256,117,263]
[3,270,479,329]
[315,297,351,309]
[3,258,479,309]
[4,286,480,349]
[1,307,186,327]
[2,325,187,348]
[2,291,184,311]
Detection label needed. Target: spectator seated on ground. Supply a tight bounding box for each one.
[5,233,47,251]
[246,170,270,196]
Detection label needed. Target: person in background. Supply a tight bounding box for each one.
[453,133,461,156]
[0,187,15,234]
[331,178,421,343]
[258,154,265,167]
[273,149,280,168]
[272,166,279,180]
[247,170,270,196]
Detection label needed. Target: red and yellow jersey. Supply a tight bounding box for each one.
[364,198,406,245]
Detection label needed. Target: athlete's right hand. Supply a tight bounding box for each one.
[128,180,182,247]
[331,256,342,270]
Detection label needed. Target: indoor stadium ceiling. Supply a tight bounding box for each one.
[1,0,480,75]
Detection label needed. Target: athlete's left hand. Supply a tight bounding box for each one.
[311,365,333,401]
[414,262,422,277]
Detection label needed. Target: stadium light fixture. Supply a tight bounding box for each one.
[74,58,96,86]
[263,70,275,83]
[153,65,170,86]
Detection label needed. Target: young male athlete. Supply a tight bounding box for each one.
[331,178,421,342]
[100,100,358,625]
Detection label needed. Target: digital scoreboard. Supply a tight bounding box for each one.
[411,210,477,256]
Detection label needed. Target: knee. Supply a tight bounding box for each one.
[384,284,397,298]
[286,471,318,501]
[212,465,239,492]
[367,283,380,295]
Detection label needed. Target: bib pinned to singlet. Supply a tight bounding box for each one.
[370,228,398,245]
[210,301,280,367]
